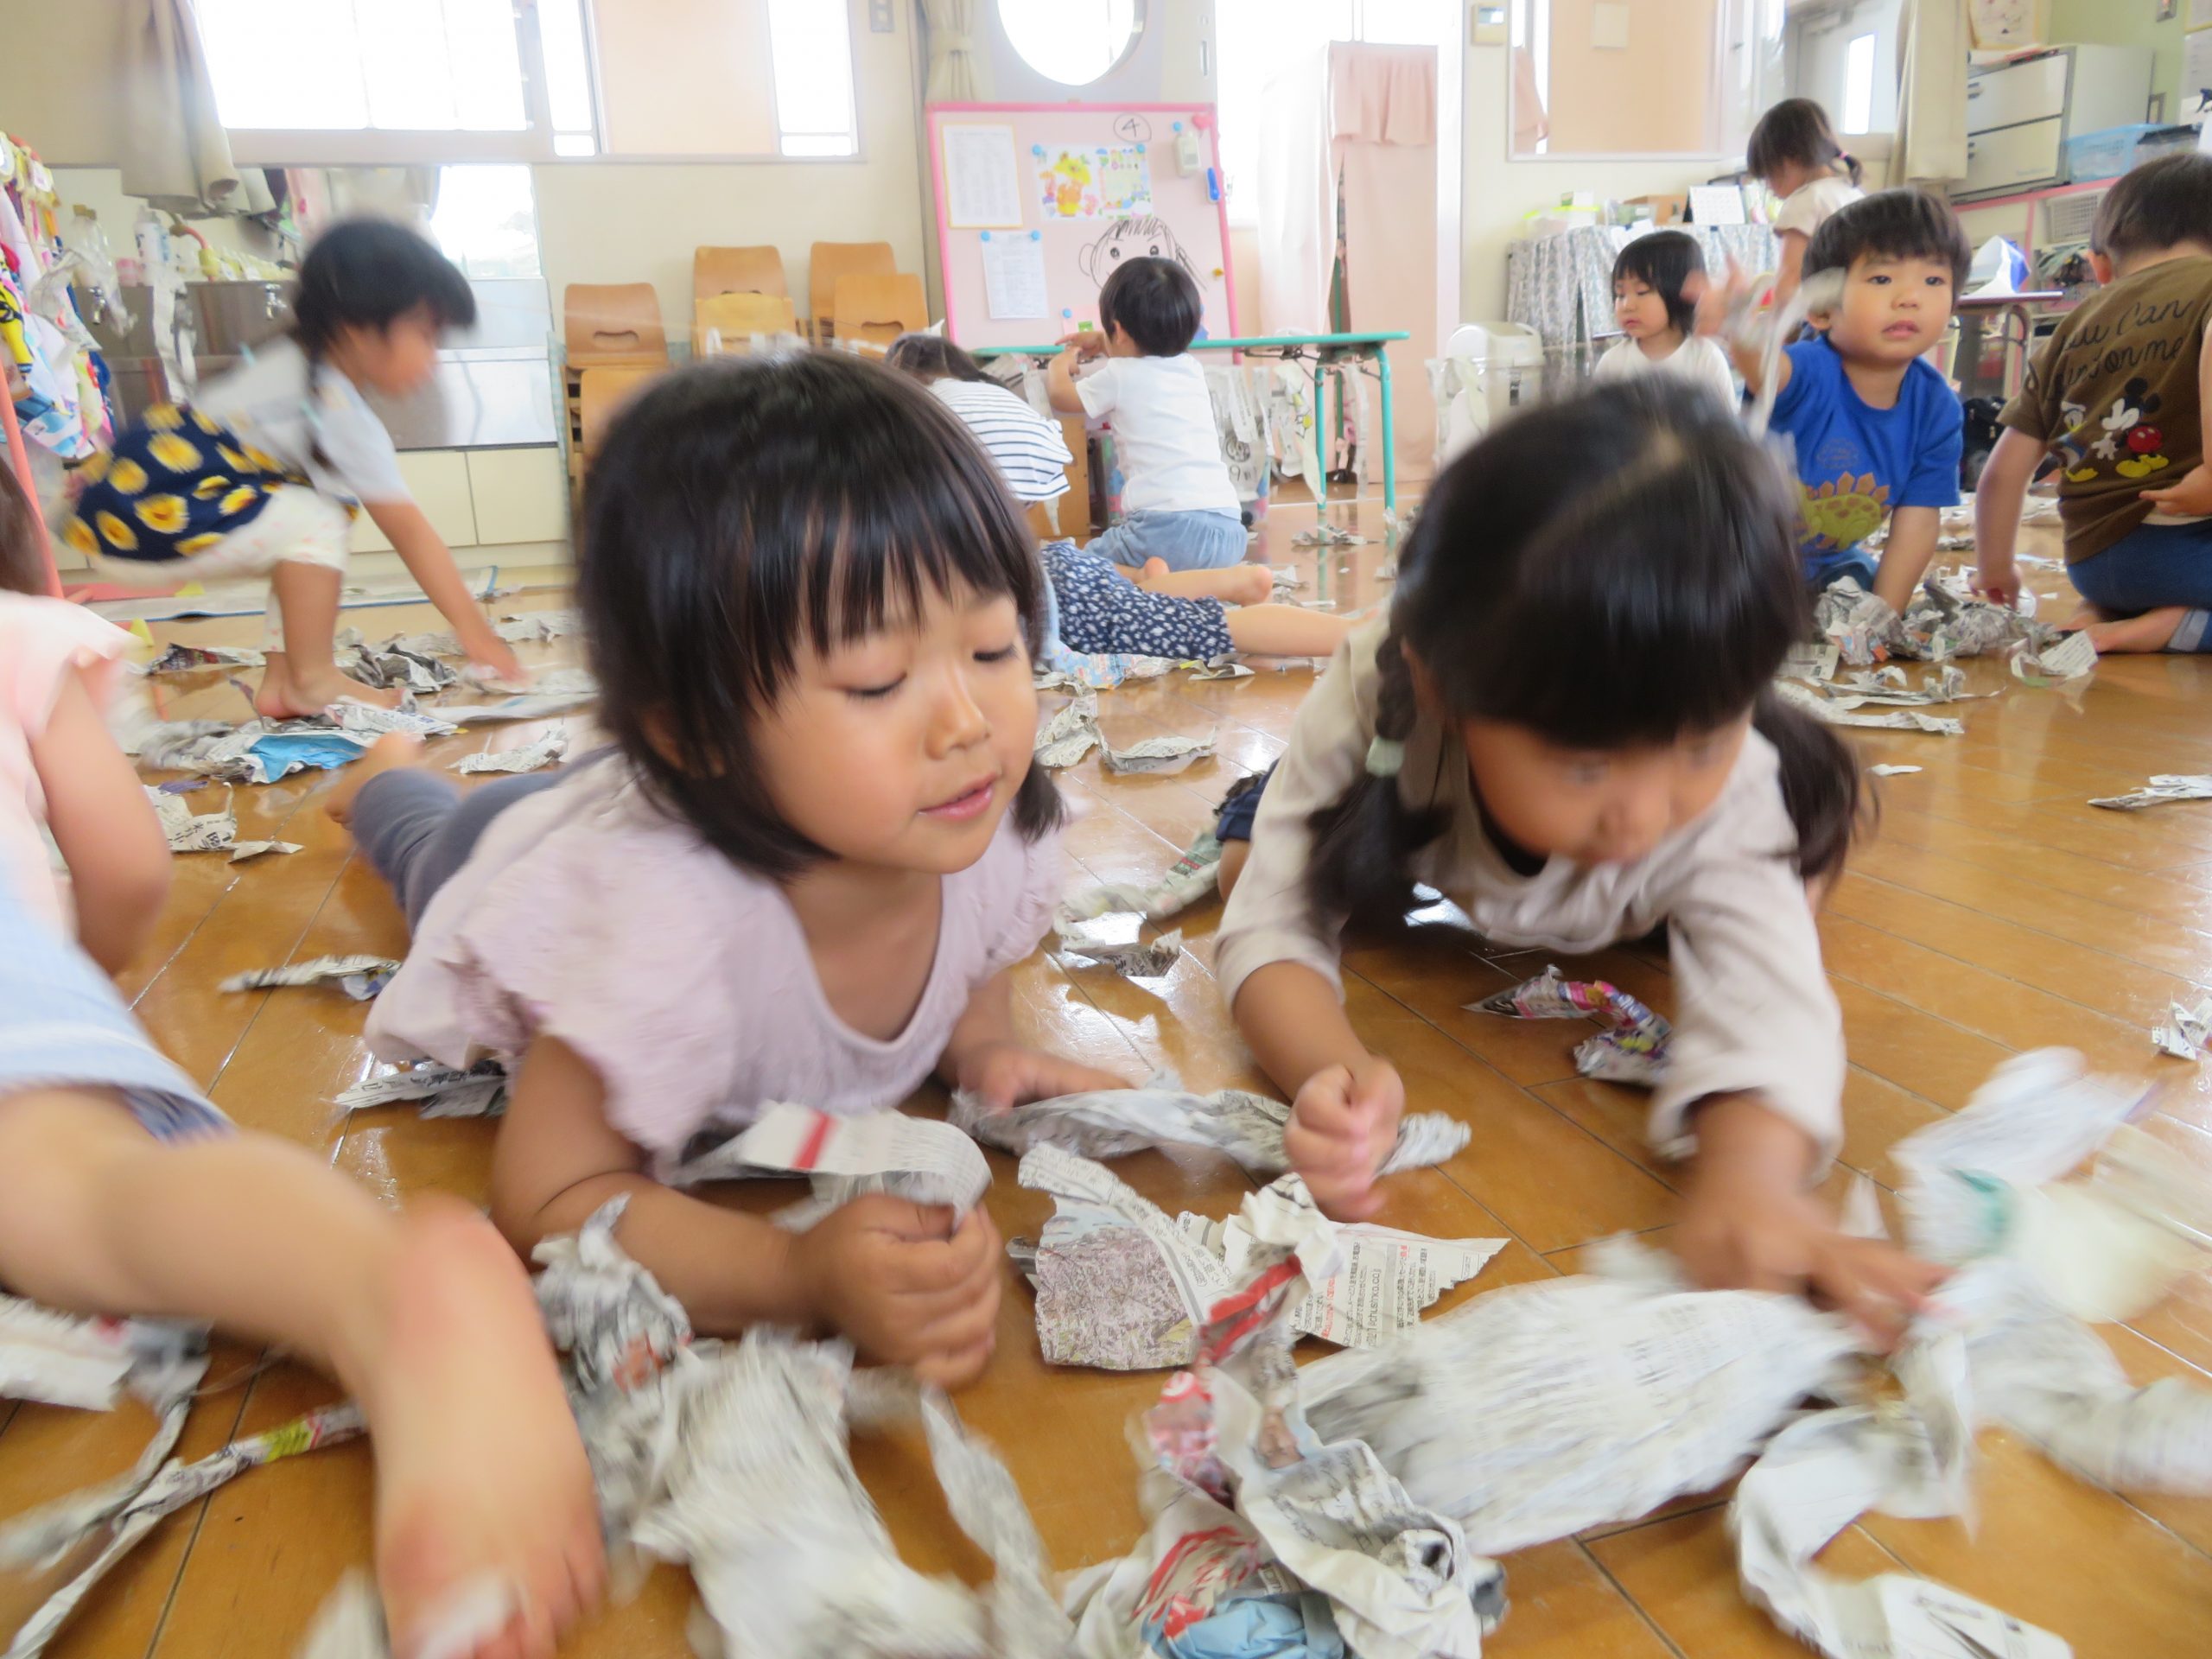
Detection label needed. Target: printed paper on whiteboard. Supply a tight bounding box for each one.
[942,123,1023,229]
[981,232,1050,321]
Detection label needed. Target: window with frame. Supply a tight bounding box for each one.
[195,0,860,162]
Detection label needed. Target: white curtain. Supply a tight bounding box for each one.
[118,0,274,216]
[919,0,981,103]
[1896,0,1969,187]
[1256,43,1332,336]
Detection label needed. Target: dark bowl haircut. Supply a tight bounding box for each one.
[577,349,1063,879]
[1303,376,1866,931]
[1096,256,1204,356]
[2092,153,2212,259]
[292,219,477,353]
[1804,189,1974,290]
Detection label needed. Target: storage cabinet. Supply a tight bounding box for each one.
[467,448,569,546]
[1960,45,2153,201]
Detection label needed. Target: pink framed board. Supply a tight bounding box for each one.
[925,102,1237,350]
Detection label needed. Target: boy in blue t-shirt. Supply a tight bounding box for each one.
[1726,190,1970,611]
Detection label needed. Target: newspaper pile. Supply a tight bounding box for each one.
[1469,965,1672,1085]
[949,1077,1471,1181]
[133,702,461,785]
[1014,1146,1503,1367]
[145,785,237,853]
[1065,1175,1503,1659]
[219,954,399,1000]
[2088,774,2212,811]
[1812,574,2057,669]
[334,628,460,696]
[663,1102,992,1224]
[1058,830,1224,926]
[1054,925,1183,981]
[453,728,569,775]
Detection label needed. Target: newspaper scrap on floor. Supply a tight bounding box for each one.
[1290,524,1370,548]
[438,668,599,724]
[2088,774,2212,811]
[227,838,302,862]
[295,1571,518,1659]
[137,703,461,785]
[1034,690,1101,769]
[664,1102,991,1226]
[1470,965,1672,1086]
[1055,925,1183,980]
[950,1077,1470,1181]
[1014,1147,1504,1368]
[1034,653,1179,692]
[1101,728,1217,776]
[146,785,236,852]
[454,728,569,775]
[1869,765,1922,777]
[1813,581,1907,666]
[139,642,264,674]
[531,1198,1071,1659]
[219,954,398,1000]
[334,628,460,696]
[1821,665,1979,707]
[0,1295,203,1417]
[2010,628,2097,687]
[1775,677,1965,736]
[1783,641,1841,683]
[125,716,234,765]
[1907,571,2056,664]
[2152,997,2212,1060]
[493,608,582,644]
[1058,830,1224,926]
[1270,567,1306,594]
[0,1401,363,1659]
[338,1058,510,1119]
[1064,1175,1503,1659]
[1185,658,1255,682]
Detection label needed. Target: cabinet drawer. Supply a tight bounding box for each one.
[350,450,477,553]
[1963,118,2063,199]
[1967,53,2068,135]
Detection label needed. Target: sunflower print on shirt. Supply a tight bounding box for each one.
[67,403,310,563]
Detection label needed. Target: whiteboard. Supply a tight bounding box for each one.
[925,101,1238,350]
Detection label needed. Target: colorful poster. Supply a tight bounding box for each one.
[1034,143,1154,219]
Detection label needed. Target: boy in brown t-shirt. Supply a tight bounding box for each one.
[1975,153,2212,652]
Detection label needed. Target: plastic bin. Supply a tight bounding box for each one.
[2064,123,2163,183]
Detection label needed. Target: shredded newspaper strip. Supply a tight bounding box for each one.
[145,786,237,853]
[1065,1176,1503,1659]
[949,1077,1470,1180]
[454,728,569,775]
[1184,658,1255,682]
[1034,690,1102,769]
[663,1102,991,1222]
[1058,830,1224,926]
[2088,773,2212,811]
[137,702,461,786]
[2010,629,2097,687]
[140,643,264,674]
[337,1059,511,1119]
[1868,765,1922,777]
[1469,965,1672,1086]
[492,608,582,644]
[2152,996,2212,1059]
[1775,677,1965,736]
[226,838,302,862]
[1100,728,1217,776]
[219,955,399,1000]
[1055,925,1183,980]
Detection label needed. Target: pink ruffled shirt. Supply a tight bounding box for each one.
[0,594,133,935]
[366,757,1064,1173]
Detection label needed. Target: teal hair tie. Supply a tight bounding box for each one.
[1365,737,1405,778]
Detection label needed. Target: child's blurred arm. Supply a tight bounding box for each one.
[1971,428,2042,606]
[1771,232,1808,310]
[1233,962,1405,1221]
[1692,259,1793,398]
[490,1034,1002,1383]
[364,501,528,683]
[938,967,1128,1107]
[1869,505,1939,615]
[33,667,170,974]
[1045,348,1087,415]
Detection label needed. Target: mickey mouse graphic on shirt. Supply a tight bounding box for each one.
[2101,378,2171,479]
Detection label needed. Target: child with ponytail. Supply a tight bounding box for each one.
[1216,378,1942,1340]
[1748,97,1866,308]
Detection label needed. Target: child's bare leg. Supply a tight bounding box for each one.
[2083,605,2190,654]
[1217,838,1251,899]
[0,1090,602,1656]
[257,562,402,718]
[1132,557,1274,606]
[1224,604,1354,658]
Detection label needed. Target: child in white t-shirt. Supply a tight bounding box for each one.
[1592,231,1736,406]
[1749,98,1865,308]
[1047,256,1246,572]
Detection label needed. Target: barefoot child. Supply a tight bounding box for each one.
[1748,98,1864,308]
[347,353,1128,1388]
[63,219,524,716]
[0,466,600,1658]
[1974,155,2212,652]
[1591,231,1736,406]
[1217,378,1946,1343]
[884,334,1350,664]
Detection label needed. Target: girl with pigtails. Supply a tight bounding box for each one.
[1214,378,1946,1343]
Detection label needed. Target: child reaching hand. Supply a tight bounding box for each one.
[1592,231,1736,405]
[1217,378,1946,1343]
[0,466,600,1658]
[348,352,1128,1387]
[1048,256,1249,573]
[64,219,524,716]
[1748,98,1865,308]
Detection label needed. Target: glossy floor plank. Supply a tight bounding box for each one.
[9,507,2212,1656]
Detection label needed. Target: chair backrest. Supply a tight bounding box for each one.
[807,241,896,340]
[692,292,798,356]
[563,283,668,366]
[830,271,928,351]
[578,365,662,461]
[694,245,787,302]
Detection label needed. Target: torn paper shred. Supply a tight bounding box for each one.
[2088,774,2212,811]
[0,1294,201,1416]
[2152,997,2212,1059]
[227,839,302,862]
[338,1059,510,1119]
[454,728,569,775]
[1055,926,1182,980]
[664,1101,991,1223]
[220,955,399,1000]
[1184,658,1254,682]
[1033,690,1100,770]
[1058,830,1223,925]
[2011,628,2097,687]
[146,785,236,852]
[492,608,582,644]
[1100,727,1216,776]
[1471,964,1672,1085]
[140,643,264,674]
[1774,677,1964,735]
[1868,765,1922,777]
[295,1570,518,1659]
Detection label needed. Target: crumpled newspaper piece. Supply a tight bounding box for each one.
[0,1294,203,1416]
[1012,1147,1504,1368]
[1291,524,1370,548]
[1185,658,1255,681]
[1058,830,1223,926]
[439,667,601,722]
[1783,641,1841,683]
[1055,925,1183,980]
[145,702,461,785]
[949,1077,1471,1181]
[2152,996,2212,1059]
[338,1059,510,1119]
[1813,579,1908,667]
[1065,1176,1503,1659]
[2010,628,2097,687]
[2088,774,2212,811]
[1469,964,1672,1086]
[1033,655,1179,693]
[1101,728,1216,776]
[664,1102,991,1224]
[334,627,460,696]
[1775,677,1964,735]
[139,642,264,674]
[1300,1265,1859,1555]
[492,608,582,644]
[219,954,399,1000]
[1827,664,1979,707]
[227,838,302,862]
[145,785,236,852]
[453,728,569,775]
[1034,690,1101,769]
[126,717,235,766]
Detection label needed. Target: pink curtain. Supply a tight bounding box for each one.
[1330,42,1437,479]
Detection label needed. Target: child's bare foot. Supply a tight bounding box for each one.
[360,1200,602,1659]
[2082,605,2188,654]
[1135,556,1173,590]
[324,734,428,828]
[256,654,404,720]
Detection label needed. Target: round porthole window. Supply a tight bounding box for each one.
[996,0,1145,87]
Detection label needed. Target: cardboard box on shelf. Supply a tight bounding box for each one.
[1623,193,1688,226]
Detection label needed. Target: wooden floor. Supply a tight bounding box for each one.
[8,495,2212,1656]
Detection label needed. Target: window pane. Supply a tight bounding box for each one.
[539,0,598,133]
[359,0,461,129]
[767,0,858,144]
[995,0,1138,88]
[199,0,369,130]
[1841,30,1874,135]
[1356,0,1440,44]
[199,0,524,131]
[429,165,542,278]
[443,0,527,128]
[596,0,778,155]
